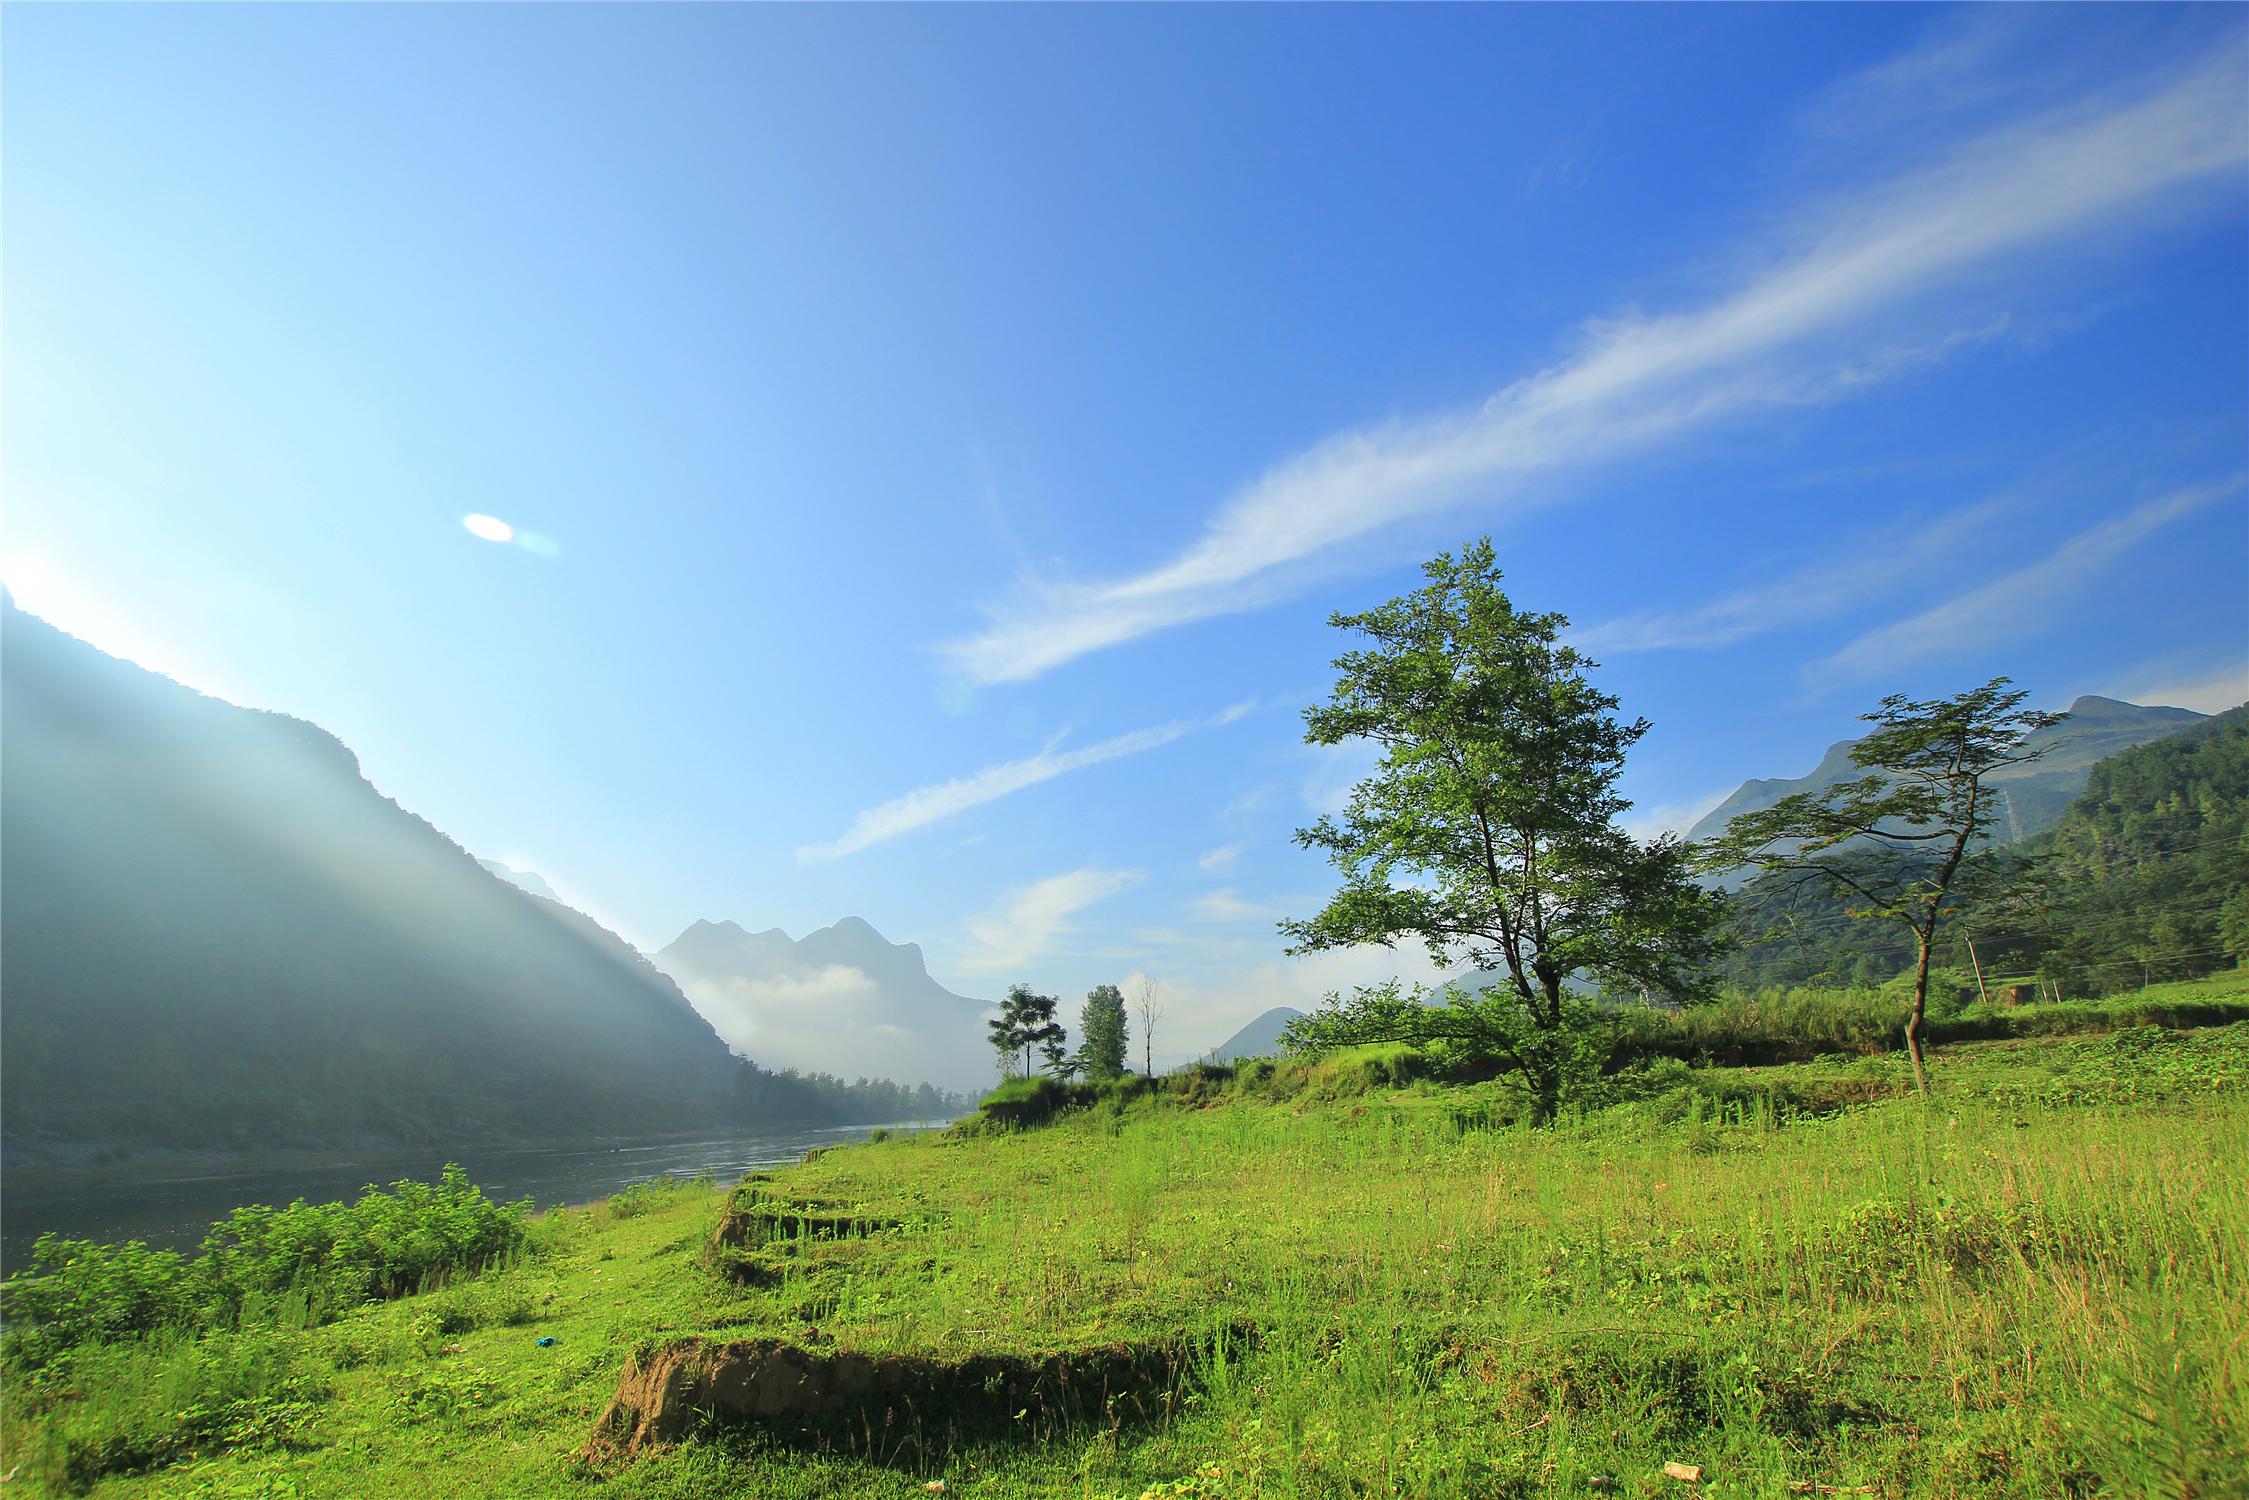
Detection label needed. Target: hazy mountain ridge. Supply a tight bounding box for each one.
[655,917,995,1094]
[1205,1007,1306,1064]
[0,606,868,1162]
[1686,695,2210,851]
[478,859,562,903]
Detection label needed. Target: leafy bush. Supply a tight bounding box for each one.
[1,1165,531,1376]
[199,1163,530,1315]
[969,1074,1075,1131]
[0,1237,203,1377]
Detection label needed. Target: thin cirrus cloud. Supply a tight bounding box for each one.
[1808,476,2246,687]
[1197,843,1246,873]
[797,700,1256,862]
[2104,656,2249,717]
[935,42,2249,687]
[957,866,1146,975]
[1569,491,2017,655]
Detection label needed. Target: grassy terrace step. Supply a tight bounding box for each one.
[9,977,2247,1498]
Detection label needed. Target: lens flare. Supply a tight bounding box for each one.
[462,514,514,543]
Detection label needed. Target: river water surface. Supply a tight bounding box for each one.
[0,1120,948,1273]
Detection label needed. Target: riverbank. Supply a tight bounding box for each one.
[9,995,2243,1497]
[0,1120,954,1272]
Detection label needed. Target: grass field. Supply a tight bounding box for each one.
[9,975,2248,1499]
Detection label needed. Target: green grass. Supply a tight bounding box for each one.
[10,980,2248,1498]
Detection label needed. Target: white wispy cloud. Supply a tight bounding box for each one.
[957,867,1145,975]
[1197,843,1246,872]
[1187,888,1282,925]
[1810,476,2245,685]
[2103,657,2249,717]
[799,700,1256,861]
[936,43,2248,686]
[1572,492,2015,655]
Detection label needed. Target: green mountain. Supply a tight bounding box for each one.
[0,605,872,1162]
[1713,703,2248,995]
[2018,704,2249,994]
[1205,1007,1305,1064]
[1687,695,2209,856]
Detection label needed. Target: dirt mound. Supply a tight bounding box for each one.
[587,1331,1237,1460]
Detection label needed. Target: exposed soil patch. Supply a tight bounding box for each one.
[586,1328,1251,1461]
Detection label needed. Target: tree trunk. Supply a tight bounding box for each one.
[1530,976,1564,1124]
[1905,937,1933,1097]
[1532,1061,1560,1126]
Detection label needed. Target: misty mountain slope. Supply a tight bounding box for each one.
[0,605,765,1157]
[1686,696,2208,851]
[656,917,994,1093]
[1205,1007,1305,1064]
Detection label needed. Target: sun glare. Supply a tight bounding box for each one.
[462,513,514,543]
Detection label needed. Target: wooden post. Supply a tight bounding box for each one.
[1965,933,1990,1005]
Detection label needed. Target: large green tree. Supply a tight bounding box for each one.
[1699,679,2065,1094]
[1281,539,1724,1123]
[986,985,1065,1080]
[1075,984,1130,1081]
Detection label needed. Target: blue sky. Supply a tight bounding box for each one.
[6,5,2246,1052]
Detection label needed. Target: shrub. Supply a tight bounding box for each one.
[0,1237,203,1379]
[198,1162,531,1314]
[1,1165,532,1376]
[972,1074,1076,1131]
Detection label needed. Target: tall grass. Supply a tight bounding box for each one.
[9,1009,2245,1497]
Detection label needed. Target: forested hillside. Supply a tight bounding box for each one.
[2024,704,2249,993]
[1714,704,2248,995]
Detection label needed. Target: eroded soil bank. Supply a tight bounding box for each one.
[588,1330,1239,1460]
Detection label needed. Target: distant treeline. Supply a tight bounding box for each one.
[774,1070,964,1123]
[1716,706,2248,998]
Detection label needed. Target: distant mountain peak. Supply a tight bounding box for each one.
[477,859,560,903]
[653,914,991,1094]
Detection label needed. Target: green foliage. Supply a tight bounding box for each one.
[0,1237,203,1379]
[10,1000,2249,1500]
[8,1330,329,1493]
[2013,706,2249,994]
[970,1074,1079,1131]
[765,1068,970,1123]
[1077,983,1131,1081]
[988,983,1067,1079]
[1717,706,2249,1002]
[1285,538,1725,1121]
[1,1165,531,1379]
[198,1164,532,1314]
[1283,978,1616,1117]
[1702,678,2066,1092]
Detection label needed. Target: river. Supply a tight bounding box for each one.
[0,1119,948,1273]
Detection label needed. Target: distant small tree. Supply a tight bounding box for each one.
[1076,984,1130,1081]
[1283,539,1725,1123]
[1040,1035,1078,1081]
[1700,678,2065,1095]
[987,984,1066,1079]
[1133,976,1165,1079]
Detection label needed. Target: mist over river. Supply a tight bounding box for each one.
[0,1120,947,1273]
